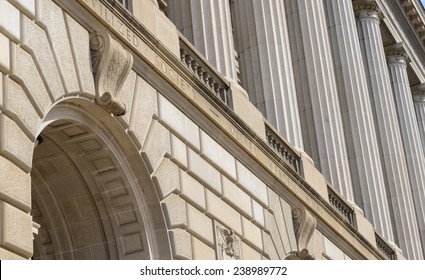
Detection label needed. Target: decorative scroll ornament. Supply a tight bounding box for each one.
[353,0,383,19]
[286,206,316,260]
[90,30,133,116]
[216,224,241,260]
[385,43,409,64]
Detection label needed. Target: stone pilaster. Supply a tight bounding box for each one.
[285,0,353,199]
[324,0,393,241]
[355,0,423,259]
[231,0,303,149]
[167,0,237,81]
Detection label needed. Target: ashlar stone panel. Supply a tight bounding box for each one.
[179,170,206,211]
[0,33,9,73]
[116,70,137,126]
[0,156,30,212]
[240,241,262,260]
[0,114,33,172]
[21,16,64,101]
[158,94,200,151]
[0,0,20,42]
[251,199,265,228]
[7,0,35,19]
[36,0,79,94]
[236,161,268,207]
[0,200,33,258]
[129,77,158,149]
[187,149,221,195]
[200,130,236,181]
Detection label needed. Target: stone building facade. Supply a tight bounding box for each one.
[0,0,424,260]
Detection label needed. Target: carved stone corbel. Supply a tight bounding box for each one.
[90,30,133,116]
[286,205,316,260]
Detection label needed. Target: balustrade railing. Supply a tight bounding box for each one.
[265,123,301,173]
[327,186,355,227]
[375,232,397,260]
[179,36,231,107]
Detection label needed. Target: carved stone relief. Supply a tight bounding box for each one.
[215,223,241,260]
[90,30,133,116]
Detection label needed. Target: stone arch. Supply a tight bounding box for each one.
[30,97,171,259]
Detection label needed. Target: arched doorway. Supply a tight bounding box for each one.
[30,99,171,259]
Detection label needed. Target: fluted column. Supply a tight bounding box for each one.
[324,0,393,240]
[167,0,237,81]
[412,84,425,154]
[355,0,423,259]
[285,0,353,199]
[231,0,303,148]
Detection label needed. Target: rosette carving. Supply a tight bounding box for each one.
[90,30,133,116]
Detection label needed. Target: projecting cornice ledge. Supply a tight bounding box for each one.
[398,0,425,47]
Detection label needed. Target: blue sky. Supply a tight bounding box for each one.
[421,0,425,8]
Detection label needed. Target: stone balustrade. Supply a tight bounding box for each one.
[375,232,397,260]
[327,186,355,227]
[179,35,231,107]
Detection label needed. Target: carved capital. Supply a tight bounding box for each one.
[90,30,133,116]
[412,84,425,102]
[385,43,409,64]
[286,205,316,260]
[353,0,382,20]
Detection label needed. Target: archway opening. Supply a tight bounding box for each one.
[30,100,170,260]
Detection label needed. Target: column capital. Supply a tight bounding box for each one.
[385,42,409,64]
[353,0,383,21]
[412,84,425,102]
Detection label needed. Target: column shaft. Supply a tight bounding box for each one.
[285,0,353,199]
[167,0,237,81]
[324,0,393,240]
[389,76,425,256]
[355,1,423,259]
[231,0,303,148]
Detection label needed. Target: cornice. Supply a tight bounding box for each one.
[398,0,425,46]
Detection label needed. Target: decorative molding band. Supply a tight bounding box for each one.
[286,205,316,260]
[90,30,133,116]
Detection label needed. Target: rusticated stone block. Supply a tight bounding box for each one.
[128,77,158,148]
[240,241,262,260]
[162,194,187,229]
[200,130,236,181]
[169,229,192,260]
[241,217,263,251]
[191,236,215,260]
[0,156,31,212]
[186,204,213,245]
[187,149,221,195]
[0,114,33,172]
[158,94,200,151]
[236,161,268,207]
[8,0,35,19]
[142,121,171,173]
[0,200,33,258]
[0,247,26,260]
[180,171,206,211]
[205,190,242,236]
[0,33,9,73]
[170,134,188,169]
[221,175,252,218]
[36,0,79,94]
[152,158,180,199]
[0,0,20,42]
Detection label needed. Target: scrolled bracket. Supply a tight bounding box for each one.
[286,206,316,260]
[90,30,133,116]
